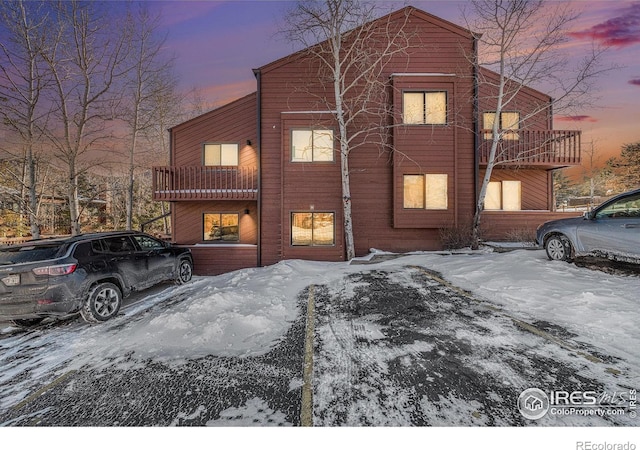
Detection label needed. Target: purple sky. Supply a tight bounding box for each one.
[156,1,640,167]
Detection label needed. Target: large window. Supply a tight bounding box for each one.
[485,181,521,211]
[291,129,334,162]
[403,174,448,210]
[203,213,239,241]
[291,212,335,246]
[403,92,447,125]
[483,112,520,140]
[204,143,239,166]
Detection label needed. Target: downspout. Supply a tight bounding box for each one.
[169,127,176,243]
[253,68,262,267]
[548,99,555,210]
[472,34,480,215]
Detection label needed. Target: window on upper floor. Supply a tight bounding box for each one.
[402,91,447,125]
[291,212,335,246]
[203,213,239,241]
[483,112,520,140]
[485,180,521,211]
[403,174,448,210]
[204,143,239,166]
[291,129,334,162]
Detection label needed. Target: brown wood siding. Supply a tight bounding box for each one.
[258,8,477,261]
[477,68,551,131]
[280,114,345,261]
[165,7,576,273]
[173,201,257,245]
[187,246,258,276]
[481,211,581,241]
[171,93,258,169]
[391,76,476,230]
[481,168,550,210]
[166,93,260,274]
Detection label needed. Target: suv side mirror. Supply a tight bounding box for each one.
[583,211,592,220]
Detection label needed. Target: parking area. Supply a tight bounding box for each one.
[0,251,638,426]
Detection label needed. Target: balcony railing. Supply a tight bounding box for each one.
[479,130,581,167]
[152,166,258,201]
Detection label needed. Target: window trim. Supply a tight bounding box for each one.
[403,174,425,209]
[484,180,522,211]
[290,211,336,247]
[402,174,449,210]
[202,142,239,166]
[402,90,448,125]
[290,128,335,163]
[202,212,240,242]
[482,111,520,140]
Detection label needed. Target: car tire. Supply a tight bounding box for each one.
[545,235,572,261]
[11,318,44,328]
[80,282,122,323]
[175,259,193,285]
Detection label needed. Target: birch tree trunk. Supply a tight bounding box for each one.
[283,0,410,260]
[465,0,611,249]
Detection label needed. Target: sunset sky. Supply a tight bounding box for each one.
[155,0,640,171]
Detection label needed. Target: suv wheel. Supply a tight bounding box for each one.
[545,235,572,261]
[81,282,122,323]
[175,259,193,285]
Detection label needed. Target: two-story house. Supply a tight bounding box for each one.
[152,7,581,275]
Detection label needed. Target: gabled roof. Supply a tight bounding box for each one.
[170,6,477,132]
[478,66,552,103]
[169,91,257,133]
[256,6,475,75]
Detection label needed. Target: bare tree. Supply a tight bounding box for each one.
[145,72,184,235]
[282,0,411,259]
[607,142,640,192]
[463,0,611,248]
[120,4,175,230]
[579,139,617,204]
[0,0,51,238]
[41,1,132,235]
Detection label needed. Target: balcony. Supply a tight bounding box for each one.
[152,166,258,201]
[479,130,581,168]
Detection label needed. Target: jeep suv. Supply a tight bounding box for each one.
[0,231,193,326]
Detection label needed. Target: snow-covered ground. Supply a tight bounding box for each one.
[1,248,638,445]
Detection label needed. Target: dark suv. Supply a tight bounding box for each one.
[0,231,193,326]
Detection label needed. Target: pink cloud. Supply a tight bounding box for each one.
[629,78,640,86]
[556,115,598,123]
[569,2,640,47]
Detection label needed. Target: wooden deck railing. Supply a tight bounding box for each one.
[152,166,258,201]
[479,130,581,167]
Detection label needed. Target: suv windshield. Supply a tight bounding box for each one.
[0,244,65,265]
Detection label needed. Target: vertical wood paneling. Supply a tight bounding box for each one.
[481,211,581,240]
[482,169,549,210]
[258,7,478,259]
[165,7,579,273]
[173,201,257,244]
[171,93,257,168]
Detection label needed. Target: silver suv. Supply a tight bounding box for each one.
[536,188,640,263]
[0,231,193,326]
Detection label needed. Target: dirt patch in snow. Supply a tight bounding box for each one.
[312,267,633,426]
